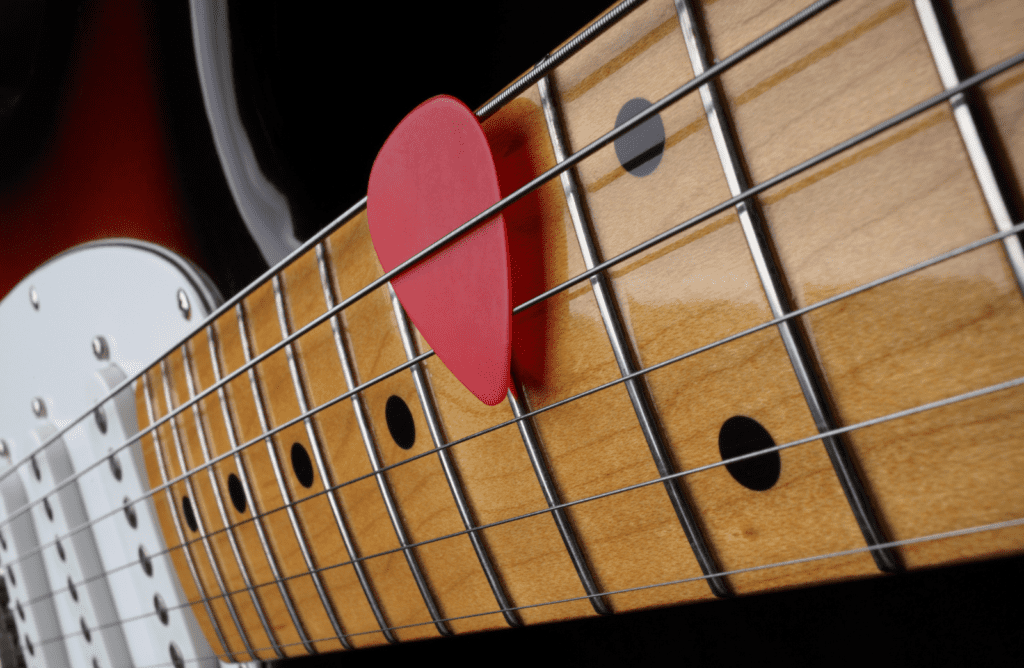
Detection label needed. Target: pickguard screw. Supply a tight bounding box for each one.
[95,406,108,434]
[177,289,191,320]
[29,287,39,310]
[32,398,46,418]
[92,336,109,360]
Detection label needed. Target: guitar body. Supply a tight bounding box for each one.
[2,0,1024,666]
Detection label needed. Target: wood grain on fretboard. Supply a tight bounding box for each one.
[134,0,1024,659]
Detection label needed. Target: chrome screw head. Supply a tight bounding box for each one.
[31,398,46,418]
[92,336,109,360]
[95,406,108,434]
[177,289,191,320]
[29,287,39,310]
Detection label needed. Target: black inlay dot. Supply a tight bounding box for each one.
[68,576,78,602]
[0,528,6,550]
[385,396,416,450]
[30,455,40,481]
[80,617,91,643]
[56,540,65,561]
[25,634,33,656]
[181,496,199,532]
[109,454,122,481]
[16,600,23,621]
[7,566,15,586]
[123,496,137,529]
[718,416,781,491]
[227,473,247,514]
[139,546,153,577]
[43,497,52,521]
[614,97,665,177]
[93,658,101,668]
[290,443,314,488]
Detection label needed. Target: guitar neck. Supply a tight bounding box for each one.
[134,0,1024,660]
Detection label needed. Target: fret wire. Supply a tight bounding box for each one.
[271,273,411,642]
[537,72,730,598]
[514,47,1024,315]
[44,509,1024,661]
[0,0,653,500]
[235,301,353,649]
[507,375,612,615]
[912,0,1024,296]
[158,359,257,659]
[0,0,844,500]
[205,324,316,654]
[178,340,283,657]
[139,372,235,663]
[20,315,1024,636]
[10,218,1024,587]
[672,0,899,573]
[385,282,522,628]
[124,370,1024,623]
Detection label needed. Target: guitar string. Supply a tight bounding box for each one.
[4,0,1019,647]
[0,0,841,501]
[146,516,1024,667]
[2,18,1018,553]
[17,340,1024,632]
[35,509,1024,662]
[4,39,1019,577]
[8,206,1023,595]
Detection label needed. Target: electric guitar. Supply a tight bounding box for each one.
[1,0,1023,666]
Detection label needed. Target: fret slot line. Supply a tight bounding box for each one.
[235,302,353,649]
[536,72,730,598]
[178,341,283,657]
[272,272,410,642]
[912,0,1024,296]
[206,324,316,654]
[672,0,900,573]
[507,374,611,615]
[384,281,522,628]
[158,359,257,658]
[8,217,1023,591]
[139,372,235,663]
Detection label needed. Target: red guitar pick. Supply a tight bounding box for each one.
[367,96,511,406]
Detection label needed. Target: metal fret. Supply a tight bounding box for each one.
[157,359,257,658]
[206,325,316,654]
[139,373,235,662]
[269,274,407,641]
[672,0,899,573]
[383,281,522,628]
[536,74,730,597]
[506,376,611,615]
[235,302,352,649]
[913,0,1024,296]
[178,342,282,658]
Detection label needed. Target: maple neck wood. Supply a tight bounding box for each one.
[133,0,1024,660]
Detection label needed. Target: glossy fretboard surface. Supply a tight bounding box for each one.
[134,0,1024,660]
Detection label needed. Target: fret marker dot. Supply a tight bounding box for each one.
[291,443,315,488]
[227,473,247,513]
[181,496,199,532]
[385,396,416,450]
[614,97,665,177]
[718,416,781,491]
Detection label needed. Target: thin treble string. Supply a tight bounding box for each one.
[0,0,842,514]
[9,216,1024,588]
[0,0,652,504]
[23,355,1024,624]
[43,512,1024,663]
[6,23,1021,557]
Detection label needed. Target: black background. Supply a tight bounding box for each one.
[149,1,1024,665]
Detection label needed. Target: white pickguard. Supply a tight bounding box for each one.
[0,241,251,668]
